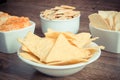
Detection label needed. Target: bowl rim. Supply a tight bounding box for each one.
[89,24,120,33]
[17,42,101,69]
[40,14,80,22]
[0,21,35,33]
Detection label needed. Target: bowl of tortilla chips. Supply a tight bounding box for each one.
[89,11,120,53]
[17,30,103,77]
[40,5,80,34]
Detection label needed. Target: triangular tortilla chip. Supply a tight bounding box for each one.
[46,48,98,65]
[69,33,92,48]
[45,29,60,39]
[24,32,42,42]
[47,58,88,66]
[18,33,55,61]
[20,52,41,63]
[21,45,29,52]
[45,29,76,40]
[45,34,89,63]
[88,13,111,30]
[62,32,76,40]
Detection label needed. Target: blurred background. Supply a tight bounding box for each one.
[0,0,120,34]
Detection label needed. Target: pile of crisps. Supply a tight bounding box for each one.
[89,11,120,31]
[0,11,30,31]
[18,29,103,66]
[40,5,80,20]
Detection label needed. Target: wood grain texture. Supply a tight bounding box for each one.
[0,0,120,80]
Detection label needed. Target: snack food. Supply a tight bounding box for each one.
[40,5,80,20]
[0,11,30,31]
[0,11,10,26]
[88,11,120,31]
[18,30,104,66]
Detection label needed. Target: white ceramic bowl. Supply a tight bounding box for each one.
[0,21,35,53]
[89,24,120,53]
[17,42,101,77]
[40,14,80,34]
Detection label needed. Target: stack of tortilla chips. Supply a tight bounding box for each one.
[18,29,103,66]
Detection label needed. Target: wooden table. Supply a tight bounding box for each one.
[0,0,120,80]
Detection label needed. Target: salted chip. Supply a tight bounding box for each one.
[45,29,60,39]
[45,29,76,40]
[19,38,55,61]
[84,48,98,58]
[45,34,90,63]
[75,32,91,40]
[47,58,88,66]
[88,13,111,30]
[18,32,55,61]
[69,33,92,48]
[62,32,76,40]
[45,34,80,63]
[20,32,43,48]
[19,32,42,52]
[24,32,42,42]
[21,45,30,52]
[20,32,41,52]
[20,52,41,63]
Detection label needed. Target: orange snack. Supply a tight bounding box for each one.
[0,11,10,26]
[0,12,30,31]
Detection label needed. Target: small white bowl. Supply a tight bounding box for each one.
[40,14,80,34]
[89,24,120,53]
[17,42,101,77]
[0,21,35,53]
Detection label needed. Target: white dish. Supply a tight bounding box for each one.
[0,21,35,53]
[89,24,120,53]
[40,14,80,34]
[17,42,101,77]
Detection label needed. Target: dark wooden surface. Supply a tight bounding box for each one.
[0,0,120,80]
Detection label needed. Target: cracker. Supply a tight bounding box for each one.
[60,5,76,10]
